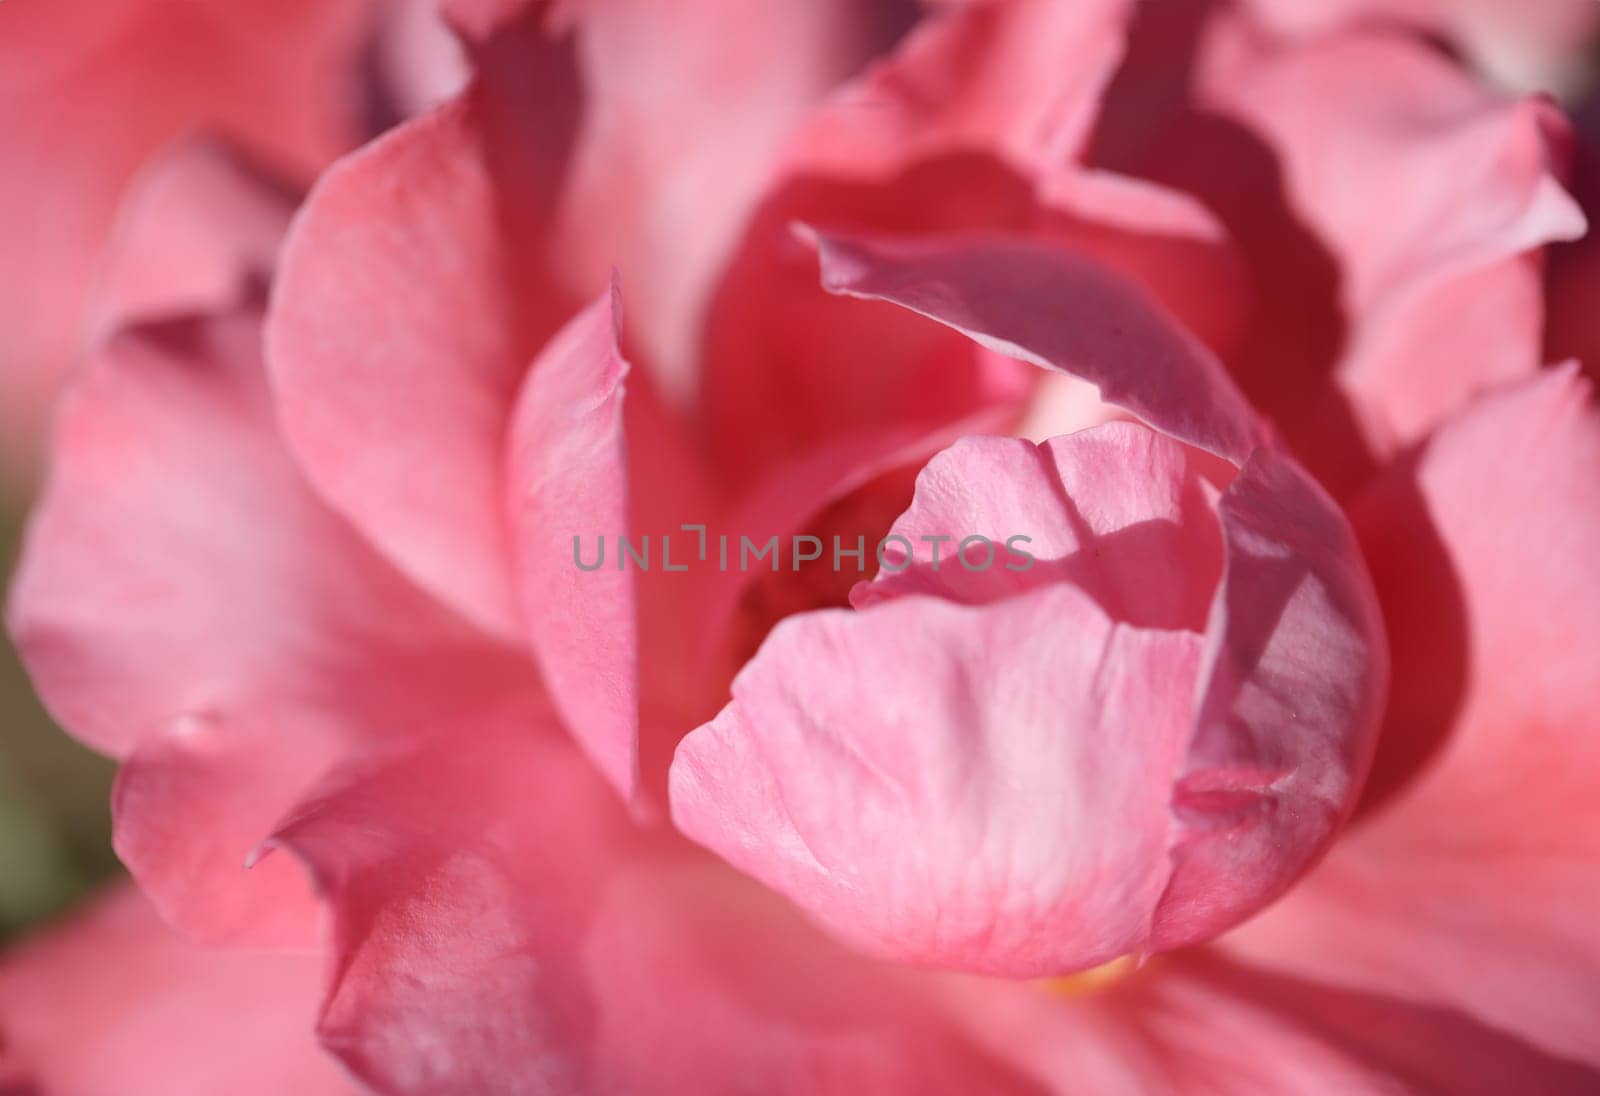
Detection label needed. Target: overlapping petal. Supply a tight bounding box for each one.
[0,0,374,487]
[507,285,640,800]
[270,713,1038,1094]
[701,0,1245,492]
[672,232,1386,974]
[1093,6,1584,494]
[7,305,532,944]
[1222,367,1600,1067]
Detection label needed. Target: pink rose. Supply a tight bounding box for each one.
[7,0,1599,1091]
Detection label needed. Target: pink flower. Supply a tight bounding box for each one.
[6,0,1599,1091]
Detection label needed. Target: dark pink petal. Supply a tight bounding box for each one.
[7,307,531,944]
[266,14,584,641]
[673,232,1385,973]
[507,284,639,800]
[1222,368,1600,1067]
[0,884,351,1096]
[270,712,1035,1094]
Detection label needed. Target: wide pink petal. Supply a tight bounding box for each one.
[0,884,352,1096]
[1221,367,1600,1067]
[7,306,532,944]
[266,11,584,642]
[0,0,373,487]
[1093,8,1583,495]
[673,232,1385,974]
[269,710,1033,1094]
[507,284,639,800]
[820,239,1385,954]
[674,583,1204,976]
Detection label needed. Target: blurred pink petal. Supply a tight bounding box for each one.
[0,0,374,487]
[8,306,532,945]
[269,714,1033,1094]
[267,10,584,641]
[1222,367,1600,1067]
[0,884,351,1095]
[946,951,1600,1093]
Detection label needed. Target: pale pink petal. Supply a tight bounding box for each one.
[674,584,1204,975]
[270,713,1033,1094]
[266,13,584,641]
[0,884,352,1096]
[0,0,372,487]
[86,136,297,343]
[7,307,532,944]
[1222,367,1600,1067]
[507,285,639,800]
[672,232,1385,973]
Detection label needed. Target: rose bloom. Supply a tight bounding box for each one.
[4,0,1600,1093]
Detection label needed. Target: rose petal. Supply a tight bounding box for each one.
[270,711,1035,1094]
[0,884,351,1096]
[946,951,1600,1093]
[1222,367,1600,1067]
[852,423,1227,631]
[266,11,584,641]
[551,0,913,392]
[673,583,1205,975]
[507,284,639,800]
[672,231,1385,973]
[87,136,298,343]
[1241,0,1600,94]
[0,0,371,486]
[1093,9,1584,494]
[700,0,1244,493]
[7,306,531,943]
